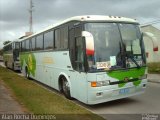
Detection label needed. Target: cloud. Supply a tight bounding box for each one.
[0,0,160,48]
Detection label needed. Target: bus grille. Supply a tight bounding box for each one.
[109,78,140,85]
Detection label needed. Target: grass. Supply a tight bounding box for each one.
[147,62,160,74]
[0,66,104,120]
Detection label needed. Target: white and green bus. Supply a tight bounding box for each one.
[3,40,20,71]
[19,15,158,104]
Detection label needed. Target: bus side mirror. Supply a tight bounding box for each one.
[82,31,95,55]
[143,32,158,52]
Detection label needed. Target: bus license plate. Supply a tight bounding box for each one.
[119,88,129,94]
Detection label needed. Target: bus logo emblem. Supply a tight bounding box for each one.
[124,77,129,82]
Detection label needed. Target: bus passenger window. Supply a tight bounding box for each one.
[31,37,36,51]
[44,31,54,50]
[22,41,26,52]
[15,42,19,50]
[75,37,84,71]
[55,29,60,49]
[60,26,68,49]
[26,40,30,51]
[36,34,44,50]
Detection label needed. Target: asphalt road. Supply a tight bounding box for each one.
[0,61,160,120]
[75,82,160,120]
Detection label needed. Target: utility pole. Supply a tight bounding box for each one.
[29,0,34,33]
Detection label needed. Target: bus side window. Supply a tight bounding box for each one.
[60,26,68,49]
[12,43,14,50]
[75,37,84,71]
[36,34,44,50]
[44,30,54,50]
[55,29,61,49]
[29,39,32,51]
[69,28,76,69]
[31,37,36,51]
[26,40,30,51]
[22,41,26,52]
[15,42,20,50]
[69,24,84,71]
[20,42,22,52]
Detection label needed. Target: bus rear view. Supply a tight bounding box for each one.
[3,41,20,71]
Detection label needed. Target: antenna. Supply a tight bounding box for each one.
[29,0,34,32]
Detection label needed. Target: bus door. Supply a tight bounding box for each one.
[68,25,88,101]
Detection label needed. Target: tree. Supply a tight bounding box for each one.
[0,49,3,56]
[3,40,11,45]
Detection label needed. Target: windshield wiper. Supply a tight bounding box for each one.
[127,54,140,69]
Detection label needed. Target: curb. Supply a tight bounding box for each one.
[148,79,160,84]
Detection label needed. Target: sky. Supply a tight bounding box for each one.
[0,0,160,49]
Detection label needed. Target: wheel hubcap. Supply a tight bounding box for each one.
[63,79,70,93]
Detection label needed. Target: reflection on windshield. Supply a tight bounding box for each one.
[85,23,146,71]
[119,24,144,68]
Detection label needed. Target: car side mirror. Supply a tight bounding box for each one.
[143,32,158,51]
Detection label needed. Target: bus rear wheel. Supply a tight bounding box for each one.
[12,63,15,71]
[62,77,72,100]
[4,61,8,67]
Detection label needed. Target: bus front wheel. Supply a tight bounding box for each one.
[62,77,72,100]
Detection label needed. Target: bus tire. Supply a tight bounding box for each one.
[25,67,30,79]
[62,77,72,100]
[12,63,14,71]
[5,61,7,67]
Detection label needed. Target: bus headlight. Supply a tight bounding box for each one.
[91,80,110,87]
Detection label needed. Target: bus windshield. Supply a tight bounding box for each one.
[85,23,146,71]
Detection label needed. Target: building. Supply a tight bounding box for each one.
[141,25,160,63]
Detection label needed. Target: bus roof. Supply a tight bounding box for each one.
[19,15,139,41]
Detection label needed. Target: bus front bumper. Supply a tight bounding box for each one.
[87,79,147,105]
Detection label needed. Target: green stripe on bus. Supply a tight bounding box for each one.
[20,53,36,77]
[107,67,146,87]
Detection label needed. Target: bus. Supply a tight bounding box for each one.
[3,40,20,71]
[19,15,158,104]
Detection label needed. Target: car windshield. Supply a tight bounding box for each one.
[85,23,146,72]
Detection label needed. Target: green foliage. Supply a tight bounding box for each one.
[3,40,11,45]
[147,62,160,74]
[0,49,3,56]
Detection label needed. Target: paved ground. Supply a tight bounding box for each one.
[148,74,160,83]
[0,80,24,114]
[76,82,160,120]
